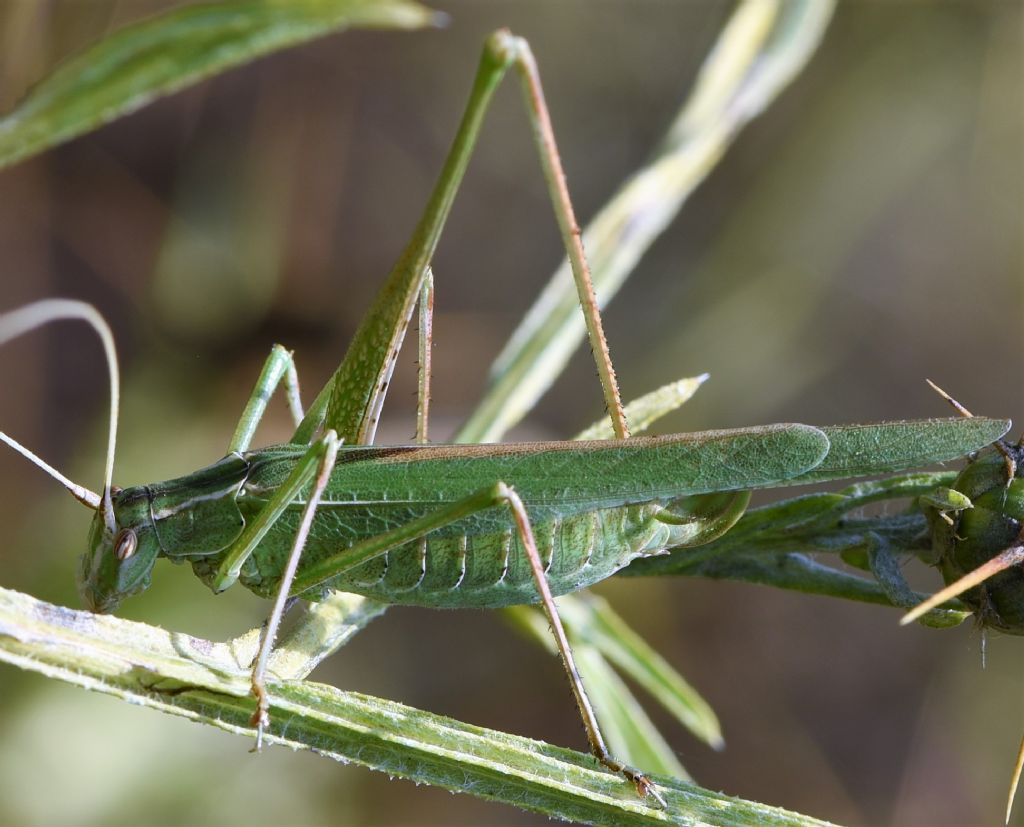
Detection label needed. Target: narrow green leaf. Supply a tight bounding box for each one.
[657,473,959,573]
[623,474,953,578]
[575,375,709,441]
[560,595,724,750]
[0,586,841,827]
[574,645,692,782]
[456,0,836,443]
[0,0,439,170]
[867,540,964,628]
[506,603,691,781]
[670,552,968,628]
[507,595,721,754]
[618,470,973,628]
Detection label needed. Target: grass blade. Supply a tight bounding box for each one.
[0,585,842,827]
[456,0,835,443]
[575,645,692,782]
[0,0,439,170]
[575,375,709,441]
[506,603,692,781]
[559,594,724,750]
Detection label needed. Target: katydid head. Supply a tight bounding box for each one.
[79,487,161,613]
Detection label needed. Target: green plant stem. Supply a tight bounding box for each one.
[0,585,840,827]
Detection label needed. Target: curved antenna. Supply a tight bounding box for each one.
[0,300,120,527]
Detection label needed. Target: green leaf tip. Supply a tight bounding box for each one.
[0,0,440,171]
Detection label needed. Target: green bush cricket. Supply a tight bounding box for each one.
[0,28,1012,808]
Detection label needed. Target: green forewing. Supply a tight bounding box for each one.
[247,418,1011,516]
[785,417,1010,486]
[248,423,830,515]
[235,418,1014,524]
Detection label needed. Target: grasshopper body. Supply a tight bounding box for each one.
[79,419,1009,614]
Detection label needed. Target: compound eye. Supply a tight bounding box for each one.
[113,529,138,561]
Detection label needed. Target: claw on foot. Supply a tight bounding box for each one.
[600,755,667,809]
[628,769,667,809]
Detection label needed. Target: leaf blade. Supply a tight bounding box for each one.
[0,0,439,170]
[0,585,842,827]
[455,0,836,443]
[561,594,724,750]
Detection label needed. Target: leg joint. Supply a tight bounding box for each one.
[484,29,524,68]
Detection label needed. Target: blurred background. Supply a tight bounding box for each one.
[0,1,1020,825]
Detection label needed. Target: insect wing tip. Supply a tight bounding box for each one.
[789,423,831,475]
[735,423,830,490]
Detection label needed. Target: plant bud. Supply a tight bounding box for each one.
[929,440,1024,632]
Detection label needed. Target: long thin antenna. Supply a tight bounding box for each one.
[926,379,975,418]
[0,432,100,509]
[0,300,120,525]
[927,378,1018,474]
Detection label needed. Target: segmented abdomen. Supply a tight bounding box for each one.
[229,501,674,609]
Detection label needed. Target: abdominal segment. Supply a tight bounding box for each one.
[222,500,673,609]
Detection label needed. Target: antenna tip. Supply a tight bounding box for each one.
[925,379,975,418]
